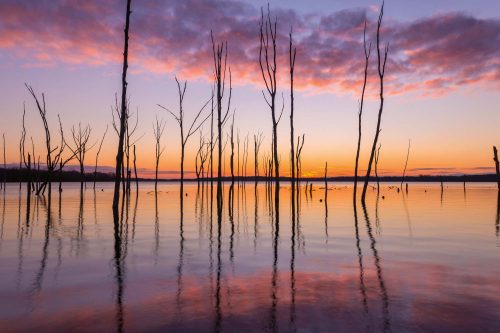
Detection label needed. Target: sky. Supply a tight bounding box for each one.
[1,0,500,178]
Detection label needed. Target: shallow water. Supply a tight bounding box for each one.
[0,181,499,332]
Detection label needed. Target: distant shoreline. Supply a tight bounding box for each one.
[0,167,497,183]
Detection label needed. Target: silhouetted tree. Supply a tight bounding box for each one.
[230,113,235,183]
[400,139,411,189]
[361,2,389,203]
[56,116,78,192]
[259,6,280,182]
[67,123,92,187]
[133,145,138,192]
[354,22,372,200]
[374,143,381,193]
[211,31,232,217]
[153,116,166,191]
[494,146,500,190]
[26,84,63,198]
[296,134,305,180]
[159,77,210,183]
[113,0,132,210]
[289,28,297,183]
[254,132,264,178]
[94,125,108,189]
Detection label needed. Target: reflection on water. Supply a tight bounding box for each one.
[1,181,500,332]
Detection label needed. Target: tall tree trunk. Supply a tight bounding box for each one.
[493,146,500,190]
[289,30,296,184]
[361,3,388,203]
[113,0,132,210]
[354,22,371,201]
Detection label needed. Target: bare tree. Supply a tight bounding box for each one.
[67,123,93,186]
[324,161,328,199]
[211,33,232,185]
[26,84,63,198]
[237,129,240,180]
[354,22,372,200]
[289,27,297,183]
[259,6,280,182]
[361,2,389,203]
[133,145,138,192]
[112,0,132,210]
[230,113,235,183]
[494,146,500,190]
[158,77,210,183]
[124,109,141,192]
[243,134,249,178]
[400,139,411,189]
[153,116,166,192]
[374,143,381,193]
[296,134,305,180]
[20,107,32,194]
[56,115,79,192]
[94,125,109,188]
[254,132,264,178]
[209,87,215,182]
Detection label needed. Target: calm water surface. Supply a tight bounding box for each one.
[0,181,499,332]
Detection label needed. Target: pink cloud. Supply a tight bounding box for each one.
[0,0,499,96]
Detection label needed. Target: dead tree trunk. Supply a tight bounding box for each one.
[354,22,372,201]
[400,139,411,189]
[324,161,328,200]
[153,116,166,192]
[26,85,62,199]
[94,125,108,189]
[133,145,138,192]
[494,146,500,190]
[259,6,280,183]
[113,0,132,210]
[374,144,381,194]
[230,113,235,184]
[254,132,264,180]
[159,78,210,183]
[361,3,388,203]
[289,28,297,183]
[296,134,305,182]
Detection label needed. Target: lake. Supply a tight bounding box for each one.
[0,181,499,332]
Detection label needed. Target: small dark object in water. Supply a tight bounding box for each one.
[185,193,188,196]
[101,189,104,192]
[397,188,400,193]
[382,196,385,199]
[319,199,323,202]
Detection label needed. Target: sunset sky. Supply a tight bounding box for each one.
[1,0,500,178]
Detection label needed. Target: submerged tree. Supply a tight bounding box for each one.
[494,146,500,190]
[26,84,63,198]
[259,6,280,182]
[361,2,389,203]
[230,113,235,183]
[153,116,166,191]
[67,123,93,187]
[289,28,297,183]
[158,77,210,183]
[400,139,411,189]
[94,125,109,188]
[353,22,372,200]
[296,134,305,180]
[374,143,381,193]
[254,132,264,178]
[112,0,132,210]
[211,32,232,184]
